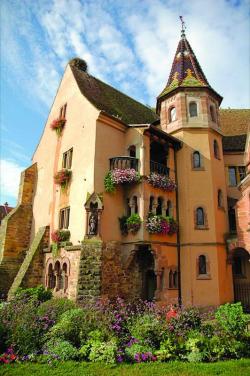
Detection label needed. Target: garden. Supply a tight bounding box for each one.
[0,286,250,375]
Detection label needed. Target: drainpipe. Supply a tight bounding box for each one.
[174,145,182,307]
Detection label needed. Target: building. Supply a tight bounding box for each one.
[0,27,249,309]
[0,203,13,226]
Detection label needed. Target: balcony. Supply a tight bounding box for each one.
[150,160,169,176]
[109,156,139,171]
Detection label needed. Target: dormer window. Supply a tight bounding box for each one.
[189,102,198,117]
[169,107,177,122]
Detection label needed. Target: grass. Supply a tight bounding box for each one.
[1,360,250,376]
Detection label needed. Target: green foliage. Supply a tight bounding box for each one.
[169,307,202,337]
[155,337,182,361]
[215,303,248,338]
[45,339,79,361]
[37,298,76,323]
[104,171,115,193]
[128,313,164,348]
[125,343,154,361]
[14,285,52,302]
[79,330,117,364]
[47,308,85,347]
[119,214,142,235]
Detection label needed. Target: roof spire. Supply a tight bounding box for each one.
[179,16,186,38]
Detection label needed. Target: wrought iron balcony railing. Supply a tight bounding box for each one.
[150,160,169,176]
[109,156,139,171]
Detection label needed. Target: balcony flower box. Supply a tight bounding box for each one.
[54,169,72,190]
[147,172,176,191]
[104,168,141,193]
[50,118,66,136]
[119,214,142,235]
[146,214,178,235]
[51,229,71,256]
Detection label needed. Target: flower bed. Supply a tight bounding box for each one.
[104,169,141,193]
[54,169,72,189]
[146,214,178,235]
[147,173,176,191]
[50,118,66,136]
[119,214,142,235]
[0,290,249,366]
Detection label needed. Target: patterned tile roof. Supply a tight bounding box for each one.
[70,59,158,125]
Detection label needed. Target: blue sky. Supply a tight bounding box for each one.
[0,0,249,207]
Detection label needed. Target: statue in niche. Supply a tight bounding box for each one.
[89,212,98,235]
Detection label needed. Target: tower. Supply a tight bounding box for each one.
[156,21,233,306]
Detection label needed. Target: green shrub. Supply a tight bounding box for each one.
[79,330,117,364]
[125,343,155,361]
[45,339,79,360]
[37,298,76,323]
[215,303,248,338]
[169,307,202,338]
[128,313,164,348]
[46,308,85,347]
[155,337,182,361]
[14,285,52,303]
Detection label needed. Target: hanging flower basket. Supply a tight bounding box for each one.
[119,214,142,235]
[146,214,178,235]
[54,169,72,190]
[147,172,176,191]
[50,118,66,136]
[104,168,141,193]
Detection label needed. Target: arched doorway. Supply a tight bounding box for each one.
[232,248,250,312]
[136,246,157,301]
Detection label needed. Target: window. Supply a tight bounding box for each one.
[166,200,172,217]
[149,196,154,213]
[213,140,220,159]
[169,107,177,122]
[228,167,237,186]
[169,269,178,288]
[189,102,198,117]
[193,151,201,168]
[198,255,207,275]
[62,148,73,169]
[228,207,237,233]
[210,105,216,122]
[128,145,136,158]
[196,207,205,226]
[238,166,246,181]
[59,207,70,229]
[233,256,242,276]
[127,198,131,216]
[59,103,67,119]
[218,189,223,208]
[132,196,138,214]
[156,197,163,215]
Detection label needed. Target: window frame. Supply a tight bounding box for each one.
[196,253,211,279]
[194,206,208,230]
[59,103,67,119]
[62,148,73,169]
[189,101,198,117]
[228,166,237,187]
[59,207,70,229]
[169,106,177,123]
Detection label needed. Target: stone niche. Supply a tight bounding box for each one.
[84,192,103,239]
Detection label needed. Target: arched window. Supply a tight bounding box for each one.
[54,261,62,291]
[198,255,207,274]
[156,197,163,215]
[132,196,138,214]
[196,207,205,226]
[62,263,68,292]
[128,145,136,158]
[127,198,131,216]
[48,263,55,289]
[189,102,198,117]
[213,140,219,159]
[193,151,201,168]
[218,189,223,208]
[169,269,178,288]
[169,107,177,122]
[166,200,172,217]
[210,105,216,122]
[149,196,154,213]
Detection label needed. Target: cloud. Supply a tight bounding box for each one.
[0,159,24,200]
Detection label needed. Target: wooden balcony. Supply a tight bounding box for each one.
[150,160,169,176]
[109,156,139,171]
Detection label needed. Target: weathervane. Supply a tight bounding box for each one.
[179,16,186,38]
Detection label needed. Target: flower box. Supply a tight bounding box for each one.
[54,169,72,189]
[119,214,142,235]
[50,118,66,136]
[146,214,178,235]
[147,172,176,191]
[104,168,141,193]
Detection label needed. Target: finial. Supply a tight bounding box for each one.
[179,16,186,38]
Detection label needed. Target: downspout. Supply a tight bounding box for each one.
[174,145,182,307]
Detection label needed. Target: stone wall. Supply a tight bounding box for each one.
[0,164,37,296]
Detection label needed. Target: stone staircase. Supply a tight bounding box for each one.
[8,226,48,300]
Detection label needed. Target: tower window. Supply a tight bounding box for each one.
[149,196,154,213]
[169,107,177,122]
[213,140,220,159]
[193,151,201,168]
[196,207,205,226]
[132,196,138,214]
[198,255,207,275]
[166,200,172,217]
[189,102,198,117]
[210,105,216,122]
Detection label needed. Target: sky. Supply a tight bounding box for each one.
[0,0,249,207]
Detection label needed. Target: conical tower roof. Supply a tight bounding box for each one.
[157,25,222,112]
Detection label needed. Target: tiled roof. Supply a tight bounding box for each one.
[219,109,250,136]
[222,134,247,152]
[70,59,158,125]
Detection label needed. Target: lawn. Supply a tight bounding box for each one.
[1,360,250,376]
